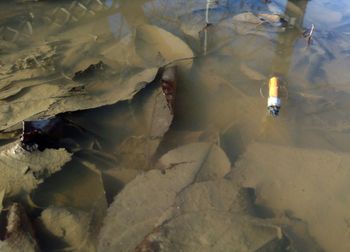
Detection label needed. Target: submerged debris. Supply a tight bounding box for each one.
[303,24,315,46]
[205,0,219,24]
[160,66,177,114]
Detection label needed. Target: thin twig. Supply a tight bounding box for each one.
[204,0,218,55]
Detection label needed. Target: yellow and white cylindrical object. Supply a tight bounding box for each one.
[267,76,281,116]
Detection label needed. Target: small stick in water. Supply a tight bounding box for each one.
[204,0,218,55]
[303,24,315,46]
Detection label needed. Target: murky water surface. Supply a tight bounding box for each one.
[1,0,350,251]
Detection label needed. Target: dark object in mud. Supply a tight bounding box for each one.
[20,117,102,152]
[21,118,64,152]
[2,203,39,251]
[267,105,280,117]
[160,66,177,114]
[69,85,85,92]
[72,61,106,81]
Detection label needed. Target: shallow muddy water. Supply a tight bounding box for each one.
[1,0,350,251]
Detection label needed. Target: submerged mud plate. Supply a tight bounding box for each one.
[0,203,39,252]
[98,142,291,251]
[267,76,281,117]
[234,142,350,252]
[0,141,72,197]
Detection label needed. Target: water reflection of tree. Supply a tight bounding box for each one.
[271,0,309,75]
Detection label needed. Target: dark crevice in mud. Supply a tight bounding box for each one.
[253,204,276,219]
[21,118,66,152]
[100,173,124,206]
[0,210,7,241]
[35,224,71,252]
[220,124,246,165]
[239,187,276,219]
[72,61,107,82]
[60,100,137,151]
[20,117,102,152]
[0,135,20,146]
